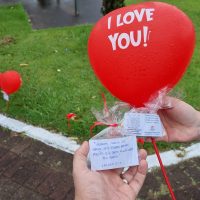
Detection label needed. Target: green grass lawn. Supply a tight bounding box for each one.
[0,2,199,153]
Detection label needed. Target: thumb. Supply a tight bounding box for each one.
[161,96,174,109]
[155,129,169,142]
[73,141,89,173]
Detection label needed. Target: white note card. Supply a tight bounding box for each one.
[89,135,139,171]
[123,113,163,137]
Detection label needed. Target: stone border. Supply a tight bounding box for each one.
[0,114,79,154]
[0,114,199,169]
[147,142,200,169]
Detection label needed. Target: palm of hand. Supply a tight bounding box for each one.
[73,142,147,200]
[78,169,140,200]
[158,98,200,142]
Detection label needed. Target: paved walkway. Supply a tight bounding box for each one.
[0,129,74,200]
[0,129,199,199]
[139,157,200,199]
[0,0,102,29]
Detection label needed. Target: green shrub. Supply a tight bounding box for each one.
[101,0,125,15]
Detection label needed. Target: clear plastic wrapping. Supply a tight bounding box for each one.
[90,87,171,139]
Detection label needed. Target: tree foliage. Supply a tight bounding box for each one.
[101,0,125,15]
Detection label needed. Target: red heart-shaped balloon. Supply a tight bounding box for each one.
[88,2,195,107]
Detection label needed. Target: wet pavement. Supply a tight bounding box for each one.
[0,129,200,200]
[0,0,102,29]
[0,129,74,200]
[139,157,200,200]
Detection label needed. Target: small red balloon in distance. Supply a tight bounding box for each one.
[0,73,2,88]
[88,2,195,107]
[1,71,22,95]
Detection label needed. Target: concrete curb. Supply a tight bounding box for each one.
[0,114,79,154]
[0,114,199,169]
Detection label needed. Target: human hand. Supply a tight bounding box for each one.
[157,97,200,142]
[73,141,148,200]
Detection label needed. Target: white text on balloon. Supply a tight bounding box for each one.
[107,8,154,50]
[108,26,150,50]
[107,8,155,29]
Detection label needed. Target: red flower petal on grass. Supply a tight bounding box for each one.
[66,113,76,120]
[137,138,144,145]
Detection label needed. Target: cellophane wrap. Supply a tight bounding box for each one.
[91,101,131,139]
[91,87,172,139]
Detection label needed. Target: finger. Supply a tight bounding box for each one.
[155,129,169,142]
[161,96,175,109]
[121,166,138,183]
[122,149,147,182]
[102,168,124,177]
[114,168,124,175]
[155,135,169,142]
[73,141,89,173]
[139,149,147,160]
[157,110,170,130]
[129,160,148,198]
[162,99,173,109]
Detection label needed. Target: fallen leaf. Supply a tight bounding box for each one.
[20,63,29,67]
